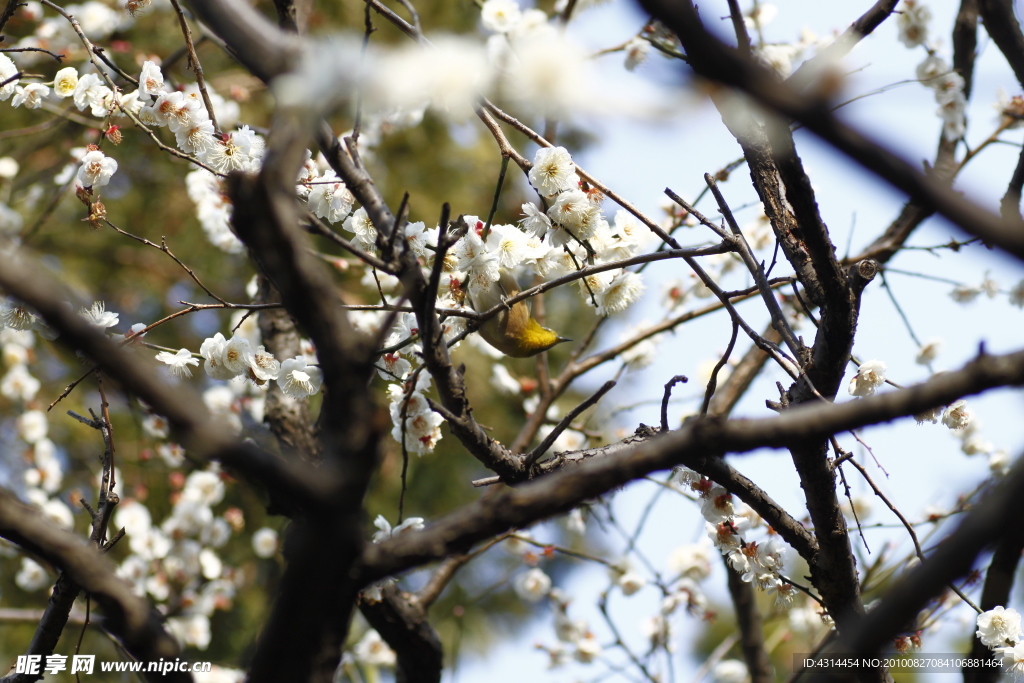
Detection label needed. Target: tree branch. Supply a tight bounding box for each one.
[0,487,187,682]
[360,347,1024,582]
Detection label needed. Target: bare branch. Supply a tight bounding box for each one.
[361,347,1024,582]
[0,486,188,682]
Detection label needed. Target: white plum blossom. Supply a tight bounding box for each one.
[520,201,552,238]
[353,629,397,668]
[79,300,119,328]
[744,3,777,29]
[990,449,1011,476]
[514,567,551,602]
[153,91,203,132]
[594,271,645,315]
[942,400,972,431]
[997,643,1024,677]
[624,36,650,71]
[938,87,966,140]
[504,34,597,118]
[528,147,579,198]
[278,357,323,398]
[175,118,217,156]
[388,375,444,455]
[252,527,279,558]
[485,224,530,269]
[200,333,237,380]
[203,137,253,174]
[73,74,112,116]
[72,1,124,40]
[961,432,993,456]
[221,335,254,375]
[0,54,18,100]
[2,364,41,401]
[12,83,49,109]
[668,542,713,580]
[167,613,211,650]
[250,346,281,382]
[0,156,18,179]
[547,189,602,243]
[608,559,646,596]
[711,659,750,683]
[377,351,411,382]
[230,126,265,162]
[182,470,225,506]
[77,150,118,188]
[976,606,1022,648]
[916,54,948,85]
[52,67,78,98]
[574,633,602,663]
[371,514,425,542]
[755,43,803,78]
[16,557,49,591]
[185,169,243,254]
[490,363,521,395]
[17,410,48,443]
[950,283,981,304]
[372,36,489,119]
[139,60,165,97]
[897,0,931,48]
[342,207,377,253]
[186,82,240,129]
[848,360,886,397]
[915,338,942,365]
[481,0,521,33]
[142,413,169,439]
[307,172,355,223]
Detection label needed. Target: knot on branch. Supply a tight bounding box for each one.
[849,259,879,296]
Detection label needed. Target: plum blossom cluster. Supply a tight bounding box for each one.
[1,308,47,404]
[12,1,131,57]
[672,467,795,608]
[113,468,244,651]
[154,323,322,400]
[503,538,604,669]
[663,539,714,624]
[6,407,77,594]
[0,303,81,594]
[520,146,646,315]
[345,145,778,454]
[368,0,600,120]
[900,1,966,140]
[534,589,604,667]
[277,0,672,124]
[1,300,257,654]
[344,149,651,456]
[848,357,1010,474]
[386,369,444,455]
[359,515,425,602]
[3,31,254,252]
[975,606,1024,676]
[948,271,1024,308]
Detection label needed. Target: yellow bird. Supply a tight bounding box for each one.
[471,271,571,358]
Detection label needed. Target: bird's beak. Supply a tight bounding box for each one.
[557,336,573,343]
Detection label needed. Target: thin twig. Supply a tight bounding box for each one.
[700,319,740,416]
[524,380,616,468]
[660,375,688,431]
[844,456,981,613]
[168,0,220,134]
